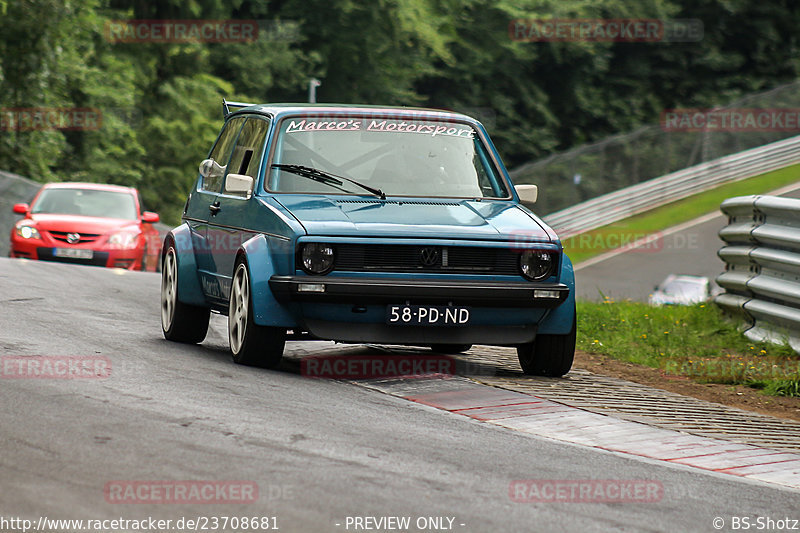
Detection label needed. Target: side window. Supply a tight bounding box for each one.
[225,117,271,189]
[203,117,246,193]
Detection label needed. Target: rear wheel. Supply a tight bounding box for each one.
[517,314,576,377]
[228,258,286,368]
[161,246,210,343]
[430,344,472,354]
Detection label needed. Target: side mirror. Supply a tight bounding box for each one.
[199,158,226,179]
[225,173,254,197]
[142,211,160,223]
[13,203,29,215]
[515,184,538,204]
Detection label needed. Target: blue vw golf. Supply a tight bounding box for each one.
[160,102,576,376]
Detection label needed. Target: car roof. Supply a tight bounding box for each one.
[42,182,137,195]
[228,103,478,124]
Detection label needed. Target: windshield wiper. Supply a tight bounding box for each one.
[272,164,385,200]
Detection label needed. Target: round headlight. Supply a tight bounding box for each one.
[16,225,41,240]
[519,250,554,281]
[301,243,335,275]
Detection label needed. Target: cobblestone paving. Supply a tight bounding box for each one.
[457,345,800,452]
[278,337,800,451]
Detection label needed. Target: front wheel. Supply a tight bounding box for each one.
[517,314,576,377]
[161,246,210,343]
[228,259,285,368]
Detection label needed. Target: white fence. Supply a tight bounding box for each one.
[541,135,800,238]
[715,195,800,353]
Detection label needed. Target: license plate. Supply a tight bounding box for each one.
[53,248,93,260]
[386,305,470,326]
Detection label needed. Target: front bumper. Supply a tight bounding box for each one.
[269,276,569,308]
[10,240,143,269]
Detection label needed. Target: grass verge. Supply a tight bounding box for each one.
[577,299,800,397]
[563,163,800,264]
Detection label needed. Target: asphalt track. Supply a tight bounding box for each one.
[575,182,800,302]
[1,258,798,532]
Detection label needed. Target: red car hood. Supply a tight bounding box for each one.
[27,214,140,234]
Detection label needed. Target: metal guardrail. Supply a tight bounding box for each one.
[512,80,800,217]
[715,195,800,354]
[541,134,800,238]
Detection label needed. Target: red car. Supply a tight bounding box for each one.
[10,182,162,271]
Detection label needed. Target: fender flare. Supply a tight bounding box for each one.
[537,254,576,335]
[162,224,207,306]
[239,234,298,327]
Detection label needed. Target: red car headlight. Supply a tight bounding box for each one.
[15,225,41,240]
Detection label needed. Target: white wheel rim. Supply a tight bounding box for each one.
[161,249,177,331]
[229,264,249,354]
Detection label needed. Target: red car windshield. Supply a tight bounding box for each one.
[31,188,138,220]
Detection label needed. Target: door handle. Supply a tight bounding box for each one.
[209,201,221,215]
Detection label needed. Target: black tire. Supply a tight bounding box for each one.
[228,258,286,368]
[430,344,472,354]
[161,245,210,343]
[517,313,576,377]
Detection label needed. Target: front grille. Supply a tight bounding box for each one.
[37,248,109,267]
[47,230,102,244]
[318,244,525,275]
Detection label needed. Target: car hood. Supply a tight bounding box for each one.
[26,214,139,234]
[275,196,552,242]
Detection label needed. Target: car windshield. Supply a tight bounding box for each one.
[31,188,138,220]
[266,115,509,198]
